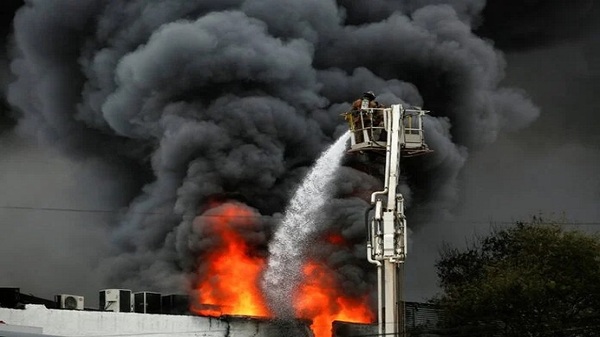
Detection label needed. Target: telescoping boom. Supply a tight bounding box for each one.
[344,103,431,336]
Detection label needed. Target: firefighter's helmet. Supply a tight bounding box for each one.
[363,91,376,100]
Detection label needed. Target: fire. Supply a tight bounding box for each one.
[191,202,374,337]
[191,203,270,317]
[294,261,375,337]
[324,232,346,246]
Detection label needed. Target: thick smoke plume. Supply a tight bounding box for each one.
[7,0,539,306]
[477,0,600,50]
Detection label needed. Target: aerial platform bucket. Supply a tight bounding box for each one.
[343,105,432,156]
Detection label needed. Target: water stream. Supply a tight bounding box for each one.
[262,131,350,317]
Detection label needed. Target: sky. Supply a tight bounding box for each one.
[0,0,599,308]
[408,0,600,296]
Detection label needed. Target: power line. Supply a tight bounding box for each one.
[2,205,600,227]
[0,205,123,215]
[0,205,270,218]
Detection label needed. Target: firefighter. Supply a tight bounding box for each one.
[349,91,385,142]
[350,91,381,111]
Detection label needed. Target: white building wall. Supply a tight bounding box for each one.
[0,305,313,337]
[0,323,43,334]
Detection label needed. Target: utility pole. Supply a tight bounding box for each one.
[345,103,431,336]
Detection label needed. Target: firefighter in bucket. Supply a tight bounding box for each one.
[345,91,385,143]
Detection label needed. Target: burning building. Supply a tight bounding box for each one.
[3,0,541,336]
[188,201,374,337]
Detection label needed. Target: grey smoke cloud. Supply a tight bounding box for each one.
[405,2,600,300]
[337,0,485,26]
[476,0,600,50]
[5,0,544,309]
[0,131,135,306]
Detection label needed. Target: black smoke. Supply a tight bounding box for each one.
[476,0,600,50]
[0,0,23,129]
[6,0,541,308]
[406,0,600,300]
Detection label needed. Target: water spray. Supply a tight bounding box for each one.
[262,131,350,317]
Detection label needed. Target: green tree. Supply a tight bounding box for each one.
[434,221,600,337]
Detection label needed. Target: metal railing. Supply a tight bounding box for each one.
[344,107,431,156]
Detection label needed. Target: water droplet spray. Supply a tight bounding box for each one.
[262,131,350,317]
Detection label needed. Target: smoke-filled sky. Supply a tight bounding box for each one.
[1,0,599,308]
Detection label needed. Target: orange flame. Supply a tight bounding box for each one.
[191,203,374,337]
[190,203,270,317]
[294,261,375,337]
[324,232,346,246]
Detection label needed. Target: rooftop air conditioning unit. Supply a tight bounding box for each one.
[133,292,161,314]
[99,289,131,312]
[161,294,190,315]
[55,294,84,310]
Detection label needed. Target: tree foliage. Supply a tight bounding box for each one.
[434,221,600,336]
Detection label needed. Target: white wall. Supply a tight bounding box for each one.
[0,323,43,334]
[0,305,313,337]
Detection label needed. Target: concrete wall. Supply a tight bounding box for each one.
[0,323,43,334]
[0,305,312,337]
